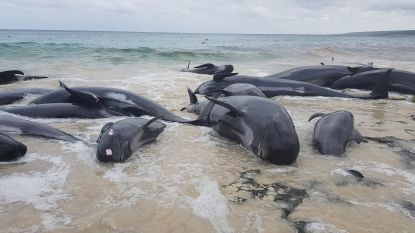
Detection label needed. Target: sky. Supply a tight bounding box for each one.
[0,0,414,34]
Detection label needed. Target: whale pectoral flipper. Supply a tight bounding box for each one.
[60,81,105,109]
[368,69,391,99]
[205,96,244,117]
[308,113,325,122]
[351,129,362,144]
[194,63,215,69]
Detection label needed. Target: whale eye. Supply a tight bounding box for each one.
[106,149,113,156]
[108,129,114,136]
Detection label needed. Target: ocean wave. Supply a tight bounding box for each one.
[0,41,232,62]
[310,47,349,57]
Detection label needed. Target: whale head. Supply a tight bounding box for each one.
[257,116,300,165]
[96,124,128,162]
[0,134,27,161]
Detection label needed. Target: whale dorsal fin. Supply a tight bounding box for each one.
[216,65,234,74]
[369,69,391,99]
[351,129,362,144]
[213,72,238,81]
[205,96,244,117]
[347,66,359,74]
[59,80,104,109]
[194,63,215,69]
[143,117,159,129]
[187,87,198,104]
[308,112,325,122]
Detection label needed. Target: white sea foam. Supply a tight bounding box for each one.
[353,162,415,194]
[60,141,96,166]
[243,212,264,233]
[102,164,128,183]
[41,213,72,231]
[101,157,234,233]
[330,168,353,177]
[185,178,234,233]
[267,167,297,174]
[0,153,69,210]
[349,200,415,220]
[0,153,71,230]
[305,220,349,233]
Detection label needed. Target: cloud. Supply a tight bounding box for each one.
[0,0,414,34]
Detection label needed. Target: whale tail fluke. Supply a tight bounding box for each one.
[308,112,325,122]
[351,129,363,144]
[187,87,198,105]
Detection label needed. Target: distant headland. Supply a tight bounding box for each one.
[341,30,415,36]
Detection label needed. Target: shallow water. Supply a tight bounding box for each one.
[0,30,415,233]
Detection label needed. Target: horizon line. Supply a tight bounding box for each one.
[1,28,414,36]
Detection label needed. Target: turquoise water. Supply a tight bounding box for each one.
[1,30,415,74]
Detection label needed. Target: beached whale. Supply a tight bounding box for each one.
[0,133,27,161]
[96,117,165,162]
[30,81,190,122]
[181,63,237,80]
[331,69,415,95]
[266,64,376,87]
[308,111,362,156]
[0,116,80,142]
[0,103,121,119]
[0,88,52,105]
[182,83,266,115]
[194,69,391,99]
[0,70,48,85]
[191,96,300,165]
